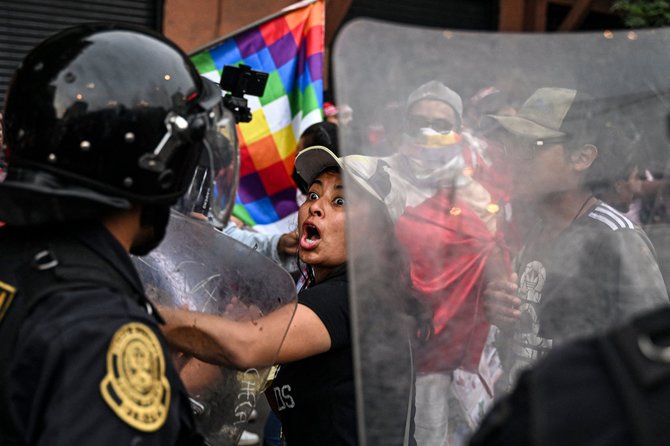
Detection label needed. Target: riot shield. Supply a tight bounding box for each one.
[133,210,297,445]
[334,20,670,445]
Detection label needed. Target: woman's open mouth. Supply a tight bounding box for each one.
[300,223,321,250]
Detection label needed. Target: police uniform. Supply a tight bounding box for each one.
[0,223,203,445]
[0,23,236,446]
[469,307,670,446]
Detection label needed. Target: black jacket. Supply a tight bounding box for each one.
[470,307,670,446]
[0,222,202,446]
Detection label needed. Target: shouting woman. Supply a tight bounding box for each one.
[159,146,422,445]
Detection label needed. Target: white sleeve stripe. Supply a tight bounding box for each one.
[599,203,635,228]
[592,205,634,229]
[588,211,620,230]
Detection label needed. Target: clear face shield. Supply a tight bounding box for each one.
[173,99,240,228]
[335,20,670,445]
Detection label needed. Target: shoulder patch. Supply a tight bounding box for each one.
[588,203,634,231]
[100,322,171,432]
[0,280,17,323]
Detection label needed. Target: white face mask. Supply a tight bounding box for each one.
[396,130,471,189]
[400,128,463,163]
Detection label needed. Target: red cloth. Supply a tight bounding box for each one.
[396,188,508,373]
[466,139,525,254]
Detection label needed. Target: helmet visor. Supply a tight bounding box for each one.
[174,101,239,227]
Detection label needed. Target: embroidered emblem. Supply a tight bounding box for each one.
[100,322,171,432]
[0,280,17,322]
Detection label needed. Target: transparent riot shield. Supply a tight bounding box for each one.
[335,20,670,445]
[133,210,297,445]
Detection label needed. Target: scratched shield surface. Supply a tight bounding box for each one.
[133,210,297,445]
[334,20,670,445]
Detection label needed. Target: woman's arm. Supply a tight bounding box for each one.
[158,302,331,369]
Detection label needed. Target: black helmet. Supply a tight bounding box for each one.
[0,23,234,225]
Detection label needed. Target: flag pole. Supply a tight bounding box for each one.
[189,0,320,56]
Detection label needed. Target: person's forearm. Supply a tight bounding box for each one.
[158,304,294,369]
[159,306,238,366]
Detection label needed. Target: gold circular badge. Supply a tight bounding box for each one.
[100,322,171,432]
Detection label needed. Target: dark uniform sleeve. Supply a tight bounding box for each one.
[8,288,200,446]
[298,280,351,349]
[470,336,634,446]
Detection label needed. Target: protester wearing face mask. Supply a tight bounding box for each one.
[367,80,512,445]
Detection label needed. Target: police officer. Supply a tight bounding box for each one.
[468,306,670,446]
[0,23,235,445]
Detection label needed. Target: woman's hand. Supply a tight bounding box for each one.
[278,230,299,256]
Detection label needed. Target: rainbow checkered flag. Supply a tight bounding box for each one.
[191,0,324,233]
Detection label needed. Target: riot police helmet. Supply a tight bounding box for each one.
[0,23,237,226]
